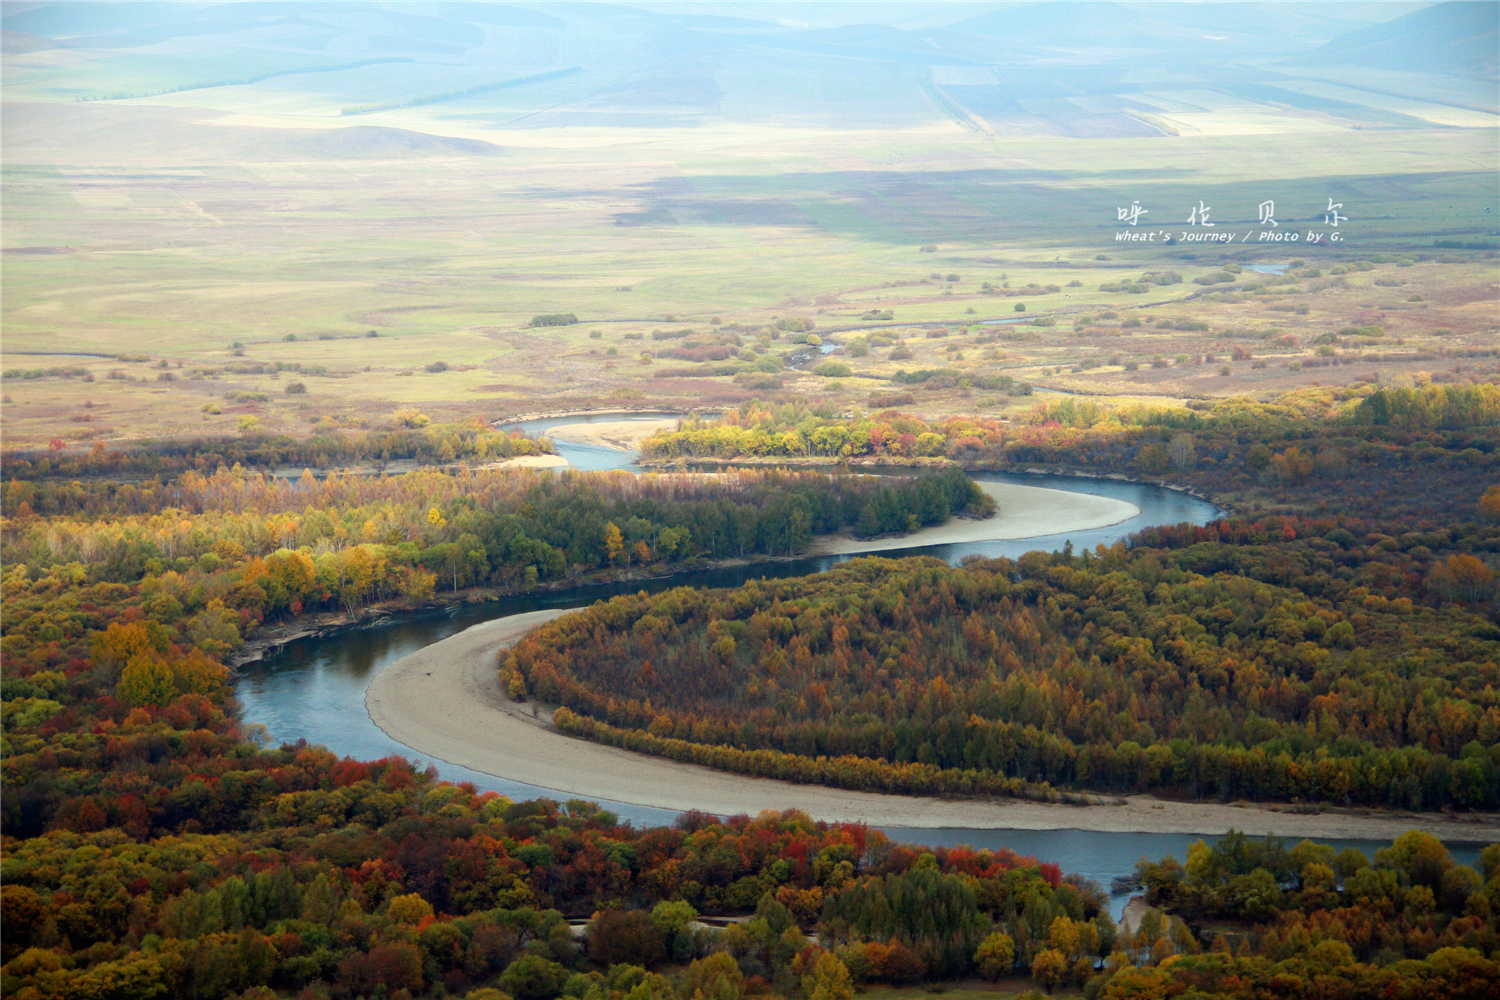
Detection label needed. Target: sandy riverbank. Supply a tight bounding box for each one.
[544,419,679,452]
[366,611,1500,842]
[485,454,569,470]
[814,480,1139,555]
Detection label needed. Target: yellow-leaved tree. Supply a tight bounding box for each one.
[604,521,625,566]
[386,893,434,925]
[117,652,176,707]
[801,952,854,1000]
[1480,485,1500,522]
[1030,949,1068,994]
[974,931,1015,980]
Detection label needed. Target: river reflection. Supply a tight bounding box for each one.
[235,440,1477,911]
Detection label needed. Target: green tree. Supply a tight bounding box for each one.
[652,899,699,960]
[588,909,664,967]
[499,954,571,1000]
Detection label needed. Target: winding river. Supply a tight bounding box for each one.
[235,413,1484,906]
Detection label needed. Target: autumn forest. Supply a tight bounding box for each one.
[4,368,1497,998]
[5,1,1500,996]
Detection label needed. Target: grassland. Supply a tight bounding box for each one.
[3,21,1497,451]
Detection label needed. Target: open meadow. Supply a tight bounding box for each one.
[3,1,1496,449]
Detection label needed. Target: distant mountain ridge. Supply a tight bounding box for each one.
[0,1,1433,60]
[3,1,1493,142]
[1308,1,1499,78]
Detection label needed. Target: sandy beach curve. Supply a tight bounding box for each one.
[366,611,1500,841]
[814,480,1139,555]
[363,454,1492,840]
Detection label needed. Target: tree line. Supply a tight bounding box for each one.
[1,466,991,645]
[0,418,553,484]
[639,385,1500,523]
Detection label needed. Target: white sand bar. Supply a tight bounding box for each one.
[814,480,1138,555]
[366,612,1500,841]
[545,420,679,452]
[486,454,569,470]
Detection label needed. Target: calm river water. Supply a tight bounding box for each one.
[235,414,1480,909]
